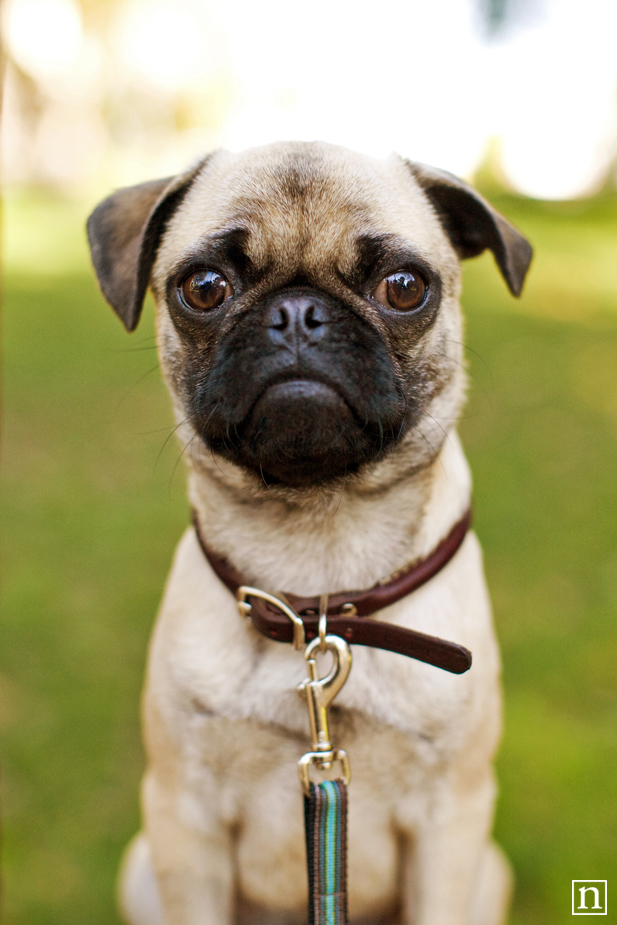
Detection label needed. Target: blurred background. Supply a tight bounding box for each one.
[1,0,616,923]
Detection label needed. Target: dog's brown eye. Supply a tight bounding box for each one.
[180,270,232,312]
[374,270,426,311]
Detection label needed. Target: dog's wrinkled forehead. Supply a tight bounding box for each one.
[154,143,456,288]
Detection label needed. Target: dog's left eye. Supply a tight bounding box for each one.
[179,269,233,312]
[373,270,426,311]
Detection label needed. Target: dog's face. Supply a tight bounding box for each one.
[88,142,531,493]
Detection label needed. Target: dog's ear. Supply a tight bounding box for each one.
[87,159,208,331]
[406,162,532,296]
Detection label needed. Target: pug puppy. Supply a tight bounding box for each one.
[87,141,531,925]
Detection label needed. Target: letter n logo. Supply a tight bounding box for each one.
[572,881,607,915]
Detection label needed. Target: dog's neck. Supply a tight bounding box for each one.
[188,430,471,597]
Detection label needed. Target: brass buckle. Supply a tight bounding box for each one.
[236,586,305,650]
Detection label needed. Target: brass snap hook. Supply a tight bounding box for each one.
[297,633,352,794]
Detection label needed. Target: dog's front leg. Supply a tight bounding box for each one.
[140,765,235,925]
[400,764,504,925]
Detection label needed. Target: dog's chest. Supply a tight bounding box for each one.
[174,606,474,758]
[146,529,496,917]
[180,681,452,918]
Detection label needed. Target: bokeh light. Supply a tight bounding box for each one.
[3,0,84,79]
[1,0,617,195]
[112,0,224,91]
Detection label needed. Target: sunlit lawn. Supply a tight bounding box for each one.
[2,189,616,924]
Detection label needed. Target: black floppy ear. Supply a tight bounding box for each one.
[87,159,208,331]
[406,161,533,296]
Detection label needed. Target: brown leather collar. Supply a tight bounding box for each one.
[192,509,473,675]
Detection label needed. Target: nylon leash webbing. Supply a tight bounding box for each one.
[304,780,348,925]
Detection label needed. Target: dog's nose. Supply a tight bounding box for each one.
[265,296,327,346]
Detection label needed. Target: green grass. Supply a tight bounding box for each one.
[2,189,616,924]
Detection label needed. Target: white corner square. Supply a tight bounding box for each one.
[572,880,607,915]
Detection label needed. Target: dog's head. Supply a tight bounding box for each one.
[88,142,531,493]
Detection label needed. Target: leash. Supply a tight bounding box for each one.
[299,632,351,925]
[305,779,348,925]
[192,508,473,925]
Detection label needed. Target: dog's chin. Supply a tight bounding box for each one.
[201,379,400,489]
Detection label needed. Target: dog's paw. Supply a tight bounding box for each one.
[118,832,166,925]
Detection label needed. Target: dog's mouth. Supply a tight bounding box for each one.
[257,377,342,405]
[191,364,409,488]
[202,373,373,488]
[247,374,351,427]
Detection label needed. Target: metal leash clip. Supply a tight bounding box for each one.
[297,597,352,795]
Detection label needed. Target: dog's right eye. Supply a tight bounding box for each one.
[179,270,233,312]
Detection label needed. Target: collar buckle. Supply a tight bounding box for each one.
[236,586,306,650]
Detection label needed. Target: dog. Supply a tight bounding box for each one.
[87,141,532,925]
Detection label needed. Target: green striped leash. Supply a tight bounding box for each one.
[297,612,353,925]
[304,779,348,925]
